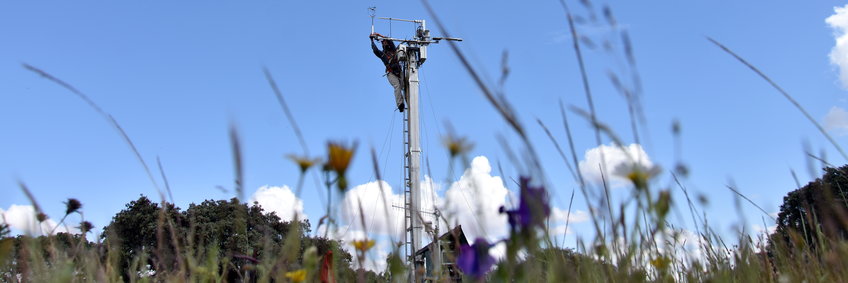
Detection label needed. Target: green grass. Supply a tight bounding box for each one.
[4,1,848,282]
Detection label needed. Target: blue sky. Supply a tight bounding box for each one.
[3,0,848,270]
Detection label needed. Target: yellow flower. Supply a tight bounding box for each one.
[285,269,307,282]
[443,135,473,158]
[326,142,355,175]
[326,142,356,190]
[352,239,376,252]
[650,256,670,270]
[287,154,320,174]
[614,162,661,190]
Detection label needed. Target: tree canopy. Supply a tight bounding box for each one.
[774,165,848,248]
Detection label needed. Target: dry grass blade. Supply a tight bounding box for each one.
[229,124,244,202]
[17,180,43,216]
[806,152,835,169]
[537,118,579,182]
[707,38,848,161]
[790,169,803,190]
[156,156,175,203]
[560,188,576,247]
[559,101,586,187]
[22,63,162,195]
[263,67,310,155]
[23,64,107,116]
[557,0,604,152]
[725,185,775,221]
[557,4,616,244]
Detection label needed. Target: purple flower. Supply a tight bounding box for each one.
[499,176,550,232]
[457,238,496,280]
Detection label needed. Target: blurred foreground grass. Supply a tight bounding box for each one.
[4,0,848,282]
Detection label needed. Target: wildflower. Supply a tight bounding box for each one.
[320,250,335,283]
[443,135,474,158]
[78,221,94,234]
[650,256,671,270]
[65,198,82,215]
[457,238,495,280]
[285,269,307,283]
[352,239,376,252]
[499,176,550,232]
[287,154,321,174]
[326,141,356,190]
[326,142,355,174]
[613,162,661,190]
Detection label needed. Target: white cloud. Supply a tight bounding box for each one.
[578,143,656,187]
[1,204,77,236]
[337,176,443,240]
[828,5,848,88]
[249,185,307,221]
[440,156,510,241]
[339,180,404,239]
[547,208,590,236]
[824,106,848,135]
[551,207,590,224]
[550,225,575,236]
[329,156,512,270]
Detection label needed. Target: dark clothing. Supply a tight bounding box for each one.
[372,40,402,76]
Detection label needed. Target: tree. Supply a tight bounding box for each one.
[774,165,848,249]
[102,196,328,281]
[101,195,185,278]
[0,224,8,239]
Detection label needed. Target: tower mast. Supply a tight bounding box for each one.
[374,17,460,282]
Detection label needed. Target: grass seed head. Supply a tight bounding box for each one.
[36,212,47,223]
[78,221,94,234]
[65,198,82,215]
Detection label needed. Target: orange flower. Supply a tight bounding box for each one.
[326,142,355,175]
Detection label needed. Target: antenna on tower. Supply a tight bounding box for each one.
[368,7,376,34]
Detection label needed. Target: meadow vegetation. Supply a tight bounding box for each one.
[3,0,848,282]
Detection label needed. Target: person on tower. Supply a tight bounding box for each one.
[370,33,405,112]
